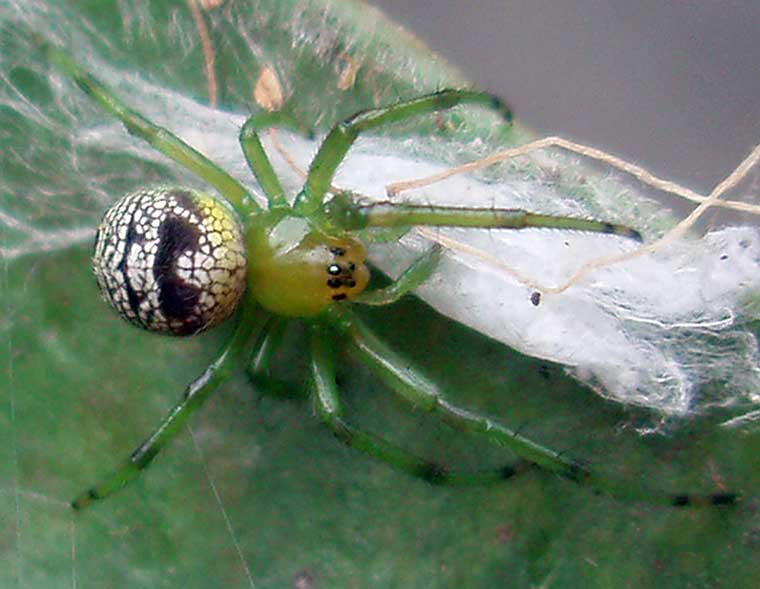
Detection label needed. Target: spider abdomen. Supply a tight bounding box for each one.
[92,188,247,335]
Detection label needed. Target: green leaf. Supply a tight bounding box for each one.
[2,1,758,588]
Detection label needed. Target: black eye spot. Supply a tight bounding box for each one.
[330,247,346,257]
[332,293,347,301]
[348,262,356,272]
[530,291,541,306]
[327,278,343,289]
[327,264,342,275]
[345,279,356,288]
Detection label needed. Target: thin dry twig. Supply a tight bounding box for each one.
[187,0,218,107]
[392,137,760,295]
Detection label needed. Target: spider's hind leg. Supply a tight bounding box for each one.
[70,302,265,510]
[40,37,259,217]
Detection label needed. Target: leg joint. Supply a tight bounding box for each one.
[336,120,359,140]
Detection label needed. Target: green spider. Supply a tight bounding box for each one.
[41,39,735,511]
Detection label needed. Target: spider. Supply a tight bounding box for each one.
[41,38,735,511]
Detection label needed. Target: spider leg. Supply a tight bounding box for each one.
[239,111,315,209]
[248,315,288,378]
[355,245,443,306]
[295,89,512,214]
[326,306,737,507]
[71,302,266,510]
[245,316,299,399]
[326,196,641,241]
[40,37,259,217]
[308,325,533,484]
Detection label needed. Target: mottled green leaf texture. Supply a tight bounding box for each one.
[1,1,758,588]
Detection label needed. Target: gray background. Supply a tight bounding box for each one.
[371,1,760,199]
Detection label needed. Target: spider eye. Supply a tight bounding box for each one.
[92,188,247,336]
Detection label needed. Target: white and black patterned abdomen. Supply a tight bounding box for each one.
[92,188,247,335]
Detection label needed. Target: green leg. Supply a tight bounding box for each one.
[71,302,265,509]
[245,316,298,399]
[325,195,641,241]
[239,111,315,209]
[326,306,736,507]
[40,37,259,217]
[247,315,288,377]
[357,226,410,244]
[296,89,512,214]
[309,326,532,484]
[355,245,442,306]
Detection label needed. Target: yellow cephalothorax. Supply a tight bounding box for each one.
[246,213,370,317]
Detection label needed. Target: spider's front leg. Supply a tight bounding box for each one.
[326,306,736,507]
[71,302,266,510]
[322,192,642,241]
[295,89,513,214]
[308,325,533,485]
[354,244,443,306]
